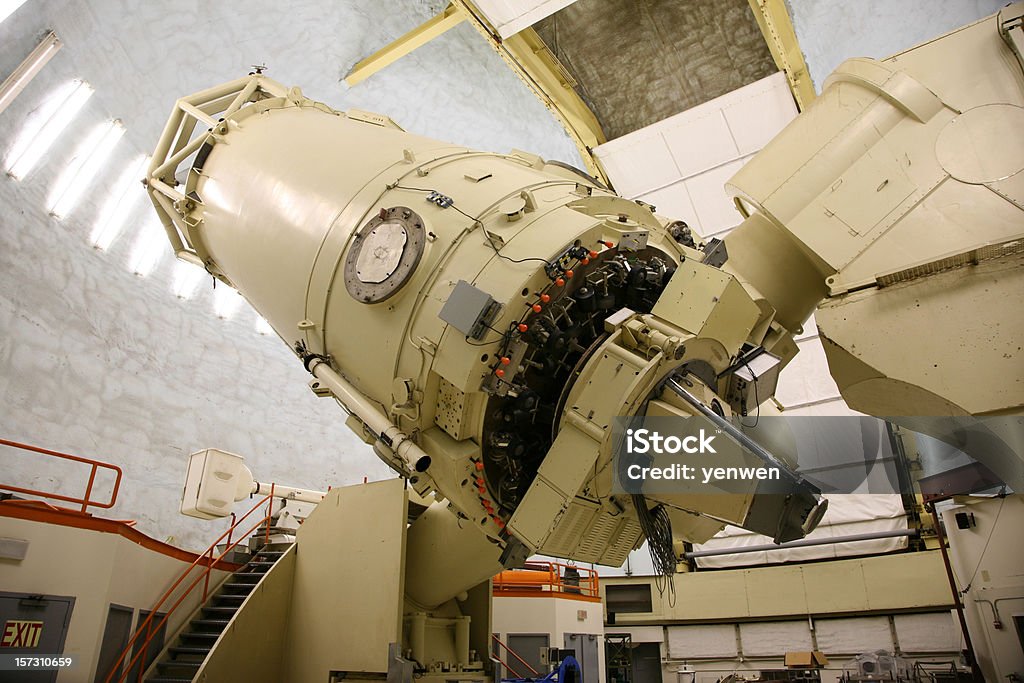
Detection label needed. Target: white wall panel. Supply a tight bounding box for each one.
[894,613,962,653]
[661,111,739,180]
[594,71,795,237]
[666,624,737,659]
[597,133,681,199]
[682,158,749,237]
[615,626,664,644]
[721,80,798,155]
[739,621,813,656]
[636,182,699,228]
[815,616,893,654]
[472,0,581,38]
[775,338,843,409]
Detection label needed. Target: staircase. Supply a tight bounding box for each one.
[144,546,286,683]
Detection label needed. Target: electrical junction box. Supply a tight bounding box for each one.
[439,280,500,340]
[180,448,254,520]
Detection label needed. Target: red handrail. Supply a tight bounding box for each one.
[104,492,275,683]
[492,651,523,679]
[492,634,541,677]
[0,437,123,512]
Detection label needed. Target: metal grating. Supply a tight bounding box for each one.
[598,517,643,567]
[876,236,1024,287]
[543,500,600,556]
[574,512,642,566]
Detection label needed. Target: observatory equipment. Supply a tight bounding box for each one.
[147,76,828,567]
[143,4,1023,677]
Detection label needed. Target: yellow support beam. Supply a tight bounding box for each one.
[343,0,609,185]
[345,4,467,86]
[451,0,610,186]
[748,0,816,110]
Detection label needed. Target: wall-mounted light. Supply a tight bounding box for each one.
[91,154,149,250]
[48,118,125,218]
[128,219,167,277]
[5,79,93,180]
[213,285,243,320]
[172,260,206,300]
[0,31,62,115]
[0,0,30,26]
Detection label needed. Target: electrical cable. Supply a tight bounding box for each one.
[463,336,505,347]
[391,183,553,266]
[632,494,677,607]
[959,494,1006,595]
[739,357,760,428]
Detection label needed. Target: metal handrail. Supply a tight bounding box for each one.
[104,492,274,683]
[492,652,523,679]
[493,560,599,598]
[491,634,542,678]
[0,437,123,512]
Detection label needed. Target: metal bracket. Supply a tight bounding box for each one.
[1000,6,1024,75]
[701,237,729,268]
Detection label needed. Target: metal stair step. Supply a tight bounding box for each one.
[180,632,219,640]
[201,606,239,614]
[137,548,295,683]
[191,619,230,629]
[157,660,200,670]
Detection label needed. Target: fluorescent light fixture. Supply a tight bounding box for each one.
[5,79,93,180]
[0,0,30,25]
[255,316,274,336]
[0,31,62,115]
[49,119,125,218]
[128,219,168,277]
[213,286,243,320]
[172,260,206,300]
[90,154,149,250]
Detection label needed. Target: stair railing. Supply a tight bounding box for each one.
[0,437,123,512]
[104,489,276,683]
[491,633,542,678]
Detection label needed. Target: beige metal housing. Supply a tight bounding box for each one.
[726,3,1024,421]
[146,73,823,568]
[142,4,1024,677]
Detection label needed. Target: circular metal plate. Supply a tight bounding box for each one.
[355,221,408,283]
[935,104,1024,184]
[344,206,426,303]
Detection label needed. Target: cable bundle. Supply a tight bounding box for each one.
[632,494,677,606]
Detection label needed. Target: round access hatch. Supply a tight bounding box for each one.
[344,206,426,303]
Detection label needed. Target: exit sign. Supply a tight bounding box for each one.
[1,620,43,648]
